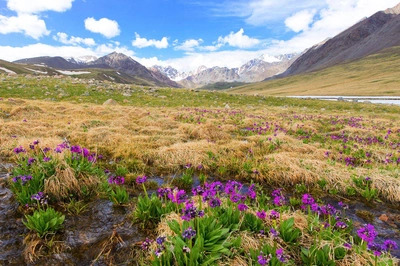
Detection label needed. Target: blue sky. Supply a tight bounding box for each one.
[0,0,399,71]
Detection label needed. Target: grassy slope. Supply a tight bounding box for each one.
[199,81,247,90]
[0,61,160,86]
[228,46,400,96]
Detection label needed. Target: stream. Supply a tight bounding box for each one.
[0,161,146,265]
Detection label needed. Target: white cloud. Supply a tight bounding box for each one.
[0,14,49,39]
[275,0,400,53]
[131,33,169,49]
[7,0,74,14]
[175,39,203,51]
[0,43,95,62]
[217,28,260,48]
[84,17,120,38]
[0,42,135,62]
[285,9,316,32]
[211,0,325,26]
[53,32,96,46]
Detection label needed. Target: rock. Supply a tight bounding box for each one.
[159,96,167,99]
[224,104,230,109]
[379,214,389,222]
[103,99,119,106]
[122,92,131,97]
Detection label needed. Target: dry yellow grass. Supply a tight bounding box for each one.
[1,98,399,203]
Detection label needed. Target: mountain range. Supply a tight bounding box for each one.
[151,53,297,88]
[1,3,400,92]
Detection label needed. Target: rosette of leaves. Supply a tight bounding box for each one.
[23,207,65,238]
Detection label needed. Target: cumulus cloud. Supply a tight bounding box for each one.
[0,14,49,39]
[53,32,96,46]
[217,28,260,48]
[84,17,120,38]
[285,9,316,32]
[131,33,169,49]
[7,0,74,14]
[175,39,203,51]
[0,0,75,39]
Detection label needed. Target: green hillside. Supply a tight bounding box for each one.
[228,46,400,96]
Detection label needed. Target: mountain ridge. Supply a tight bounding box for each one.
[278,2,400,78]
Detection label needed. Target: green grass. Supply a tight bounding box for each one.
[199,81,247,90]
[228,46,400,96]
[2,73,400,114]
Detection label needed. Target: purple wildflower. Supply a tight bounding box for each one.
[27,157,36,165]
[382,240,398,251]
[108,175,125,185]
[270,228,280,238]
[156,236,166,246]
[247,184,257,199]
[257,252,272,266]
[230,193,243,203]
[338,201,349,210]
[154,247,163,258]
[70,145,82,154]
[182,227,196,240]
[343,243,352,250]
[43,157,51,162]
[335,221,348,229]
[368,242,382,256]
[276,248,289,263]
[256,210,266,220]
[237,203,248,212]
[136,175,147,184]
[141,238,153,251]
[182,201,204,221]
[31,191,45,201]
[302,194,315,205]
[224,180,243,195]
[269,210,280,220]
[192,185,205,196]
[13,146,26,154]
[168,188,187,204]
[357,224,377,243]
[157,187,172,198]
[33,140,39,145]
[208,197,221,208]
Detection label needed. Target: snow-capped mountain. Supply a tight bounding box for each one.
[152,53,298,88]
[64,55,98,65]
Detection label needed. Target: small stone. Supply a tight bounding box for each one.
[103,99,119,105]
[379,214,389,222]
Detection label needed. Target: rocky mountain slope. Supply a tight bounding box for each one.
[13,53,181,88]
[153,54,298,88]
[91,52,181,88]
[280,3,400,77]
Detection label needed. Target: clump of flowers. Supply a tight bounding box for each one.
[182,201,204,221]
[357,224,377,243]
[108,175,125,185]
[257,252,272,265]
[136,175,147,184]
[182,227,196,240]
